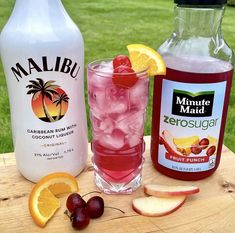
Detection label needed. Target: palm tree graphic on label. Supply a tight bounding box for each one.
[53,92,69,121]
[26,78,69,122]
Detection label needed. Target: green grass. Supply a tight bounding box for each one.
[0,0,235,152]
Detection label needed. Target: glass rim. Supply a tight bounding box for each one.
[87,58,149,77]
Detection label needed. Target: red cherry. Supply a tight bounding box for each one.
[113,55,132,69]
[71,208,90,230]
[86,196,104,219]
[66,193,86,213]
[112,66,138,88]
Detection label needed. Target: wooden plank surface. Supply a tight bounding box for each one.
[1,136,235,233]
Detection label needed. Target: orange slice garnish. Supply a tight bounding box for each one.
[127,44,166,76]
[28,172,78,227]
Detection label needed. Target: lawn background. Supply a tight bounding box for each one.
[0,0,234,152]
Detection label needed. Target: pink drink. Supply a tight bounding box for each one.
[87,60,149,194]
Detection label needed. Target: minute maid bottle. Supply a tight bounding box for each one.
[0,0,88,182]
[151,0,234,180]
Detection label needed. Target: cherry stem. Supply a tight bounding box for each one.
[82,191,102,198]
[64,210,71,220]
[105,206,125,214]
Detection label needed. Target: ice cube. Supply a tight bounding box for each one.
[92,130,101,140]
[125,134,141,147]
[92,73,112,88]
[129,112,145,134]
[88,88,106,112]
[116,112,133,134]
[95,91,106,109]
[88,61,113,88]
[105,86,130,114]
[91,110,105,120]
[89,111,104,133]
[117,111,145,135]
[89,91,105,111]
[130,78,149,109]
[100,117,115,134]
[93,61,114,80]
[90,112,116,136]
[99,129,125,149]
[98,61,113,74]
[106,102,128,114]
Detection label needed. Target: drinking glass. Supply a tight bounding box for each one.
[87,59,149,194]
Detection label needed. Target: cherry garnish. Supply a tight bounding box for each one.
[71,208,90,230]
[66,193,86,213]
[86,195,125,219]
[113,55,132,69]
[65,191,125,229]
[113,66,138,88]
[86,196,104,219]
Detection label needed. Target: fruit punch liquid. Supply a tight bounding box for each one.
[92,142,143,183]
[151,0,234,180]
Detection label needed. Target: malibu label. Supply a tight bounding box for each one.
[11,56,81,82]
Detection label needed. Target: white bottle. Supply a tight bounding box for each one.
[0,0,88,182]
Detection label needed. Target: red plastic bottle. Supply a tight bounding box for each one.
[151,0,234,180]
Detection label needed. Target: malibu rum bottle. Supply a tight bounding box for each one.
[0,0,88,182]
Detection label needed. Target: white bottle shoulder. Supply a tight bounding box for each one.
[0,1,83,54]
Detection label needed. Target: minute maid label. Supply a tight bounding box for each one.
[172,90,214,117]
[158,80,226,172]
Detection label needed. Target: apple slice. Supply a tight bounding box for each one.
[144,184,200,197]
[132,196,186,217]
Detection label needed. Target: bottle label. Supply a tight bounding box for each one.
[158,79,226,172]
[6,56,87,177]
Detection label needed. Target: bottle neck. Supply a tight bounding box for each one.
[9,0,72,31]
[13,0,65,18]
[14,0,63,9]
[174,5,225,39]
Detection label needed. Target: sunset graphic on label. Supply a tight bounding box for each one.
[26,78,69,122]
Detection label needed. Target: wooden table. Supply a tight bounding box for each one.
[1,136,235,233]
